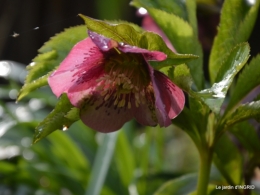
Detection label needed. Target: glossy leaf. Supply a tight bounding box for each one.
[209,0,260,83]
[214,134,242,185]
[196,43,250,113]
[33,94,78,143]
[225,55,260,115]
[18,25,88,101]
[154,173,197,195]
[79,14,198,68]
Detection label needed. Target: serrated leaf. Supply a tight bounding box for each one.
[134,6,204,90]
[225,55,260,115]
[214,133,242,185]
[209,0,260,83]
[18,73,50,101]
[154,173,197,195]
[79,14,198,68]
[18,25,88,101]
[221,100,260,129]
[33,94,78,144]
[196,43,250,113]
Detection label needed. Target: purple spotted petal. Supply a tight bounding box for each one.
[48,37,104,101]
[118,43,167,61]
[88,30,118,52]
[80,94,134,132]
[150,68,185,127]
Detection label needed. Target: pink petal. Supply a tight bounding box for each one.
[151,69,185,127]
[48,37,104,98]
[118,43,167,61]
[88,30,167,61]
[88,30,118,52]
[80,94,134,132]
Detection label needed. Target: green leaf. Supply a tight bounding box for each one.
[225,55,260,115]
[79,14,198,68]
[214,133,242,185]
[209,0,260,83]
[154,173,197,195]
[130,0,198,34]
[229,121,260,153]
[196,43,250,114]
[135,6,203,90]
[18,25,88,101]
[221,100,260,129]
[33,94,78,143]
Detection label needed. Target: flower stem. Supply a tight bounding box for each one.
[196,148,213,195]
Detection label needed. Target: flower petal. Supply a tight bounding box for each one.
[133,101,158,126]
[88,30,118,52]
[151,69,185,127]
[48,37,104,98]
[80,94,134,132]
[88,30,167,61]
[118,43,167,61]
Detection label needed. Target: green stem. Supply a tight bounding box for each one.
[196,148,213,195]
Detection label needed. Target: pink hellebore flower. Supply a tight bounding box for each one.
[48,30,185,133]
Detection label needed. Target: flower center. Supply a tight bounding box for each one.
[95,50,152,109]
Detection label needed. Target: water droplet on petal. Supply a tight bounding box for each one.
[119,42,125,46]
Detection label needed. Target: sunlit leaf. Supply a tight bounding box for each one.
[225,55,260,115]
[130,0,198,34]
[196,43,250,113]
[79,14,198,69]
[209,0,260,83]
[33,94,78,143]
